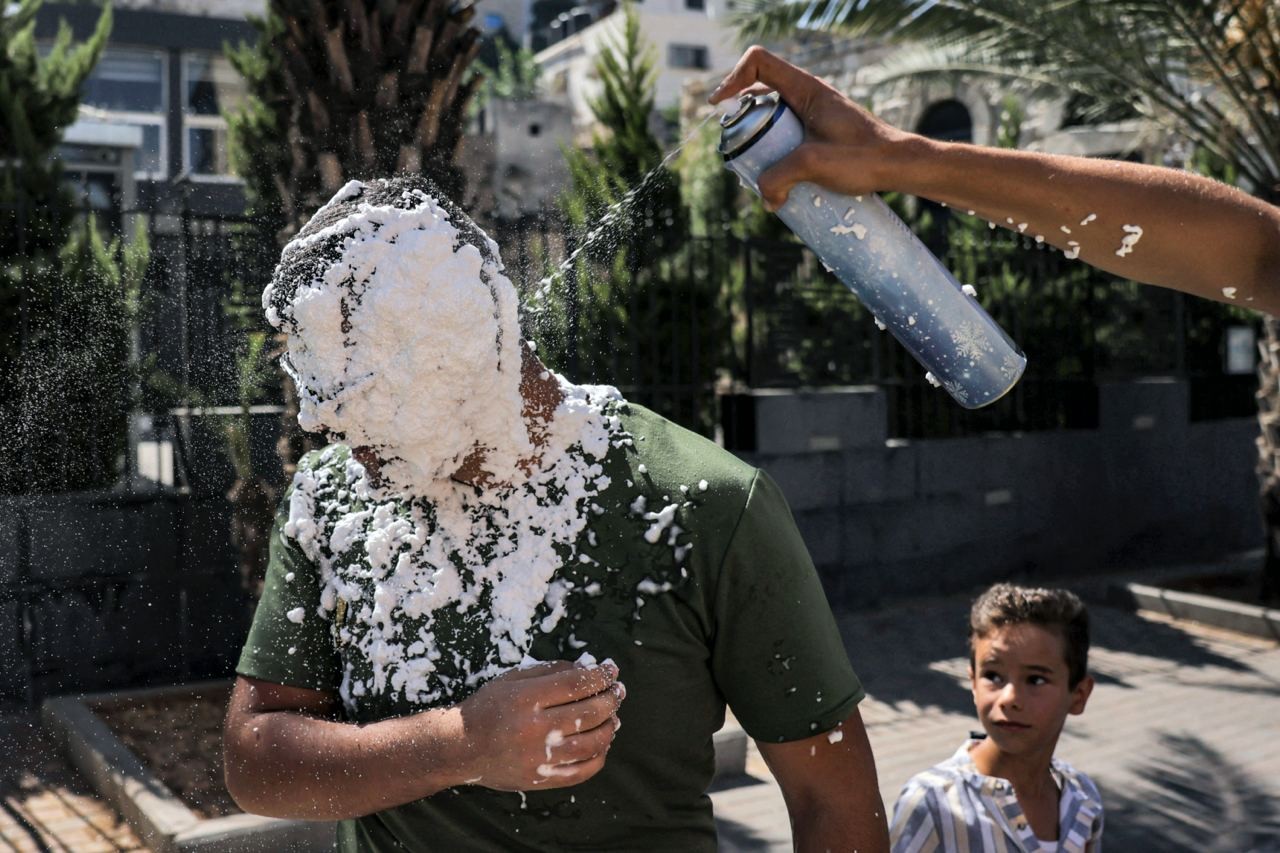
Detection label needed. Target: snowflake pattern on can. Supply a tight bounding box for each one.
[942,378,970,404]
[1000,353,1022,381]
[951,321,993,361]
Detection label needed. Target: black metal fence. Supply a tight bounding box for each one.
[1,196,1263,495]
[496,215,1261,441]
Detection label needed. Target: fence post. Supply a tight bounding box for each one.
[179,187,194,396]
[565,227,579,380]
[1174,290,1187,377]
[743,237,754,389]
[17,196,29,355]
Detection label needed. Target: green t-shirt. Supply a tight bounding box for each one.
[237,402,863,852]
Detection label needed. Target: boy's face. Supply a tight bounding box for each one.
[968,623,1093,757]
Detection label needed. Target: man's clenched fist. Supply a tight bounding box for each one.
[457,660,625,791]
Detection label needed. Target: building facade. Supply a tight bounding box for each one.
[535,0,740,139]
[36,1,260,218]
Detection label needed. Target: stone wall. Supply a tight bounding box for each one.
[737,380,1262,609]
[0,492,248,707]
[0,379,1259,705]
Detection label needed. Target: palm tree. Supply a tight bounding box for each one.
[732,0,1280,598]
[229,0,486,243]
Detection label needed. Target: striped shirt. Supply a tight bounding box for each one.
[889,739,1104,853]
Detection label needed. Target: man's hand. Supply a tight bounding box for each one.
[459,660,625,791]
[709,46,914,210]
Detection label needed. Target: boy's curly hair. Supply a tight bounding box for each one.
[969,583,1090,688]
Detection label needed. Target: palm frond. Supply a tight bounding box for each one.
[736,0,1280,199]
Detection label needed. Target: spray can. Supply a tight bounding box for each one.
[718,93,1026,409]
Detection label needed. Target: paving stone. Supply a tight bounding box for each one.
[713,589,1280,850]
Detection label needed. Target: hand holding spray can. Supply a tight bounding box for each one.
[718,93,1026,408]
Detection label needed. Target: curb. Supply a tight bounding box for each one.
[40,681,336,853]
[40,679,750,849]
[1109,582,1280,642]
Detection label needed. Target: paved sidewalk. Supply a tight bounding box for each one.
[0,716,146,852]
[4,590,1276,851]
[712,598,1280,852]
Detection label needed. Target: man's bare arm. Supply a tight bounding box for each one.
[223,662,623,821]
[891,138,1280,313]
[710,46,1280,315]
[757,709,889,853]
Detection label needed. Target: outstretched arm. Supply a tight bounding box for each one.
[223,661,623,821]
[758,709,890,853]
[710,46,1280,315]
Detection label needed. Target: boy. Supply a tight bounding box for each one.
[889,583,1103,852]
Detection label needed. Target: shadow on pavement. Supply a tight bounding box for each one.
[1102,732,1280,852]
[714,814,781,852]
[836,597,1262,718]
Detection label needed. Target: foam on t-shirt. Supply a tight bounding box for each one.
[282,379,628,710]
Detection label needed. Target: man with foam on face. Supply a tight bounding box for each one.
[224,175,889,852]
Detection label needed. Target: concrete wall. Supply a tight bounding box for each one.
[0,491,249,707]
[737,379,1262,610]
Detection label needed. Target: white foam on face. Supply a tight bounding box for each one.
[264,182,532,491]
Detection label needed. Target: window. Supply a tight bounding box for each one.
[187,125,232,175]
[83,50,164,113]
[183,53,247,177]
[685,0,706,10]
[668,44,709,70]
[79,48,168,178]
